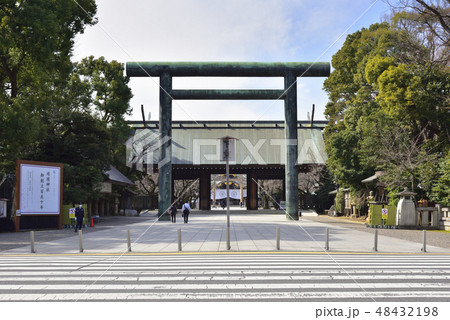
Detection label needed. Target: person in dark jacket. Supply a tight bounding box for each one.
[74,204,84,232]
[169,204,177,223]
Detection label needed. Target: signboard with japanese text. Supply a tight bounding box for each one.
[14,160,63,231]
[19,163,61,215]
[219,137,236,162]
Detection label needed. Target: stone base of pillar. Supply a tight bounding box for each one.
[247,171,258,210]
[199,172,211,210]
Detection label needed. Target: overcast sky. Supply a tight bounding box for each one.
[72,0,390,122]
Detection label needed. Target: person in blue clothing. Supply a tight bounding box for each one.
[181,201,191,224]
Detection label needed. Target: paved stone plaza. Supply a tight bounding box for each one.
[1,210,449,255]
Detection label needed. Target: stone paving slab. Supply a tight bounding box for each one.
[0,211,449,255]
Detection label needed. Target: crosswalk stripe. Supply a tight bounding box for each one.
[1,275,449,281]
[2,292,450,302]
[0,253,449,301]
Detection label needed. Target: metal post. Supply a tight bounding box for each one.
[78,230,83,253]
[276,227,280,250]
[226,152,231,250]
[178,229,182,251]
[127,229,131,252]
[30,231,35,253]
[373,229,378,252]
[421,229,427,252]
[325,228,329,251]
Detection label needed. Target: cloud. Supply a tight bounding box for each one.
[74,0,296,61]
[72,0,388,121]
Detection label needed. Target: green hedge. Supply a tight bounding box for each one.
[368,204,396,226]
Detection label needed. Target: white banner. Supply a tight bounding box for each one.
[211,189,247,200]
[20,164,61,215]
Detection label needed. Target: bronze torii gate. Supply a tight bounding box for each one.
[126,62,330,220]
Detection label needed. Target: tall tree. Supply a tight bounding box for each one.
[0,0,97,99]
[387,0,450,46]
[74,56,132,125]
[431,150,450,206]
[32,56,133,204]
[0,0,97,173]
[366,125,439,194]
[323,15,449,204]
[34,110,111,204]
[323,23,393,190]
[73,56,133,171]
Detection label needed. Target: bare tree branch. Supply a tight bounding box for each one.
[415,0,450,35]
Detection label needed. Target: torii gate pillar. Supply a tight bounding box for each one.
[158,73,172,220]
[284,73,299,220]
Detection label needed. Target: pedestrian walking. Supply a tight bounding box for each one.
[74,204,84,232]
[169,204,177,223]
[181,201,191,224]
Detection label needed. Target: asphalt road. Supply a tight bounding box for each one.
[1,252,449,302]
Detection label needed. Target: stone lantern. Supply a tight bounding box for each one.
[396,187,417,228]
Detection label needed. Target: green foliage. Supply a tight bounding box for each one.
[323,16,449,205]
[0,0,97,98]
[387,187,401,207]
[314,167,335,213]
[32,57,133,204]
[0,99,42,172]
[335,189,345,214]
[431,150,450,207]
[377,64,415,119]
[30,109,112,204]
[324,127,373,189]
[0,2,135,205]
[365,56,396,85]
[350,188,367,213]
[74,56,132,124]
[73,56,133,172]
[323,23,393,191]
[0,0,97,173]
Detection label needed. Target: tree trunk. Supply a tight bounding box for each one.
[10,70,17,98]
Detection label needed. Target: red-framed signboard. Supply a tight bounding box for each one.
[14,160,63,232]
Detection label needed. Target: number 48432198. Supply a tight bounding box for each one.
[375,307,438,317]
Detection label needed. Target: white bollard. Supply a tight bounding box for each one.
[276,227,280,250]
[78,230,83,253]
[127,229,132,252]
[325,228,329,251]
[226,226,231,250]
[373,229,378,252]
[178,229,182,252]
[421,229,427,252]
[30,231,36,253]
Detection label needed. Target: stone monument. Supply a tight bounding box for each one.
[396,187,417,228]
